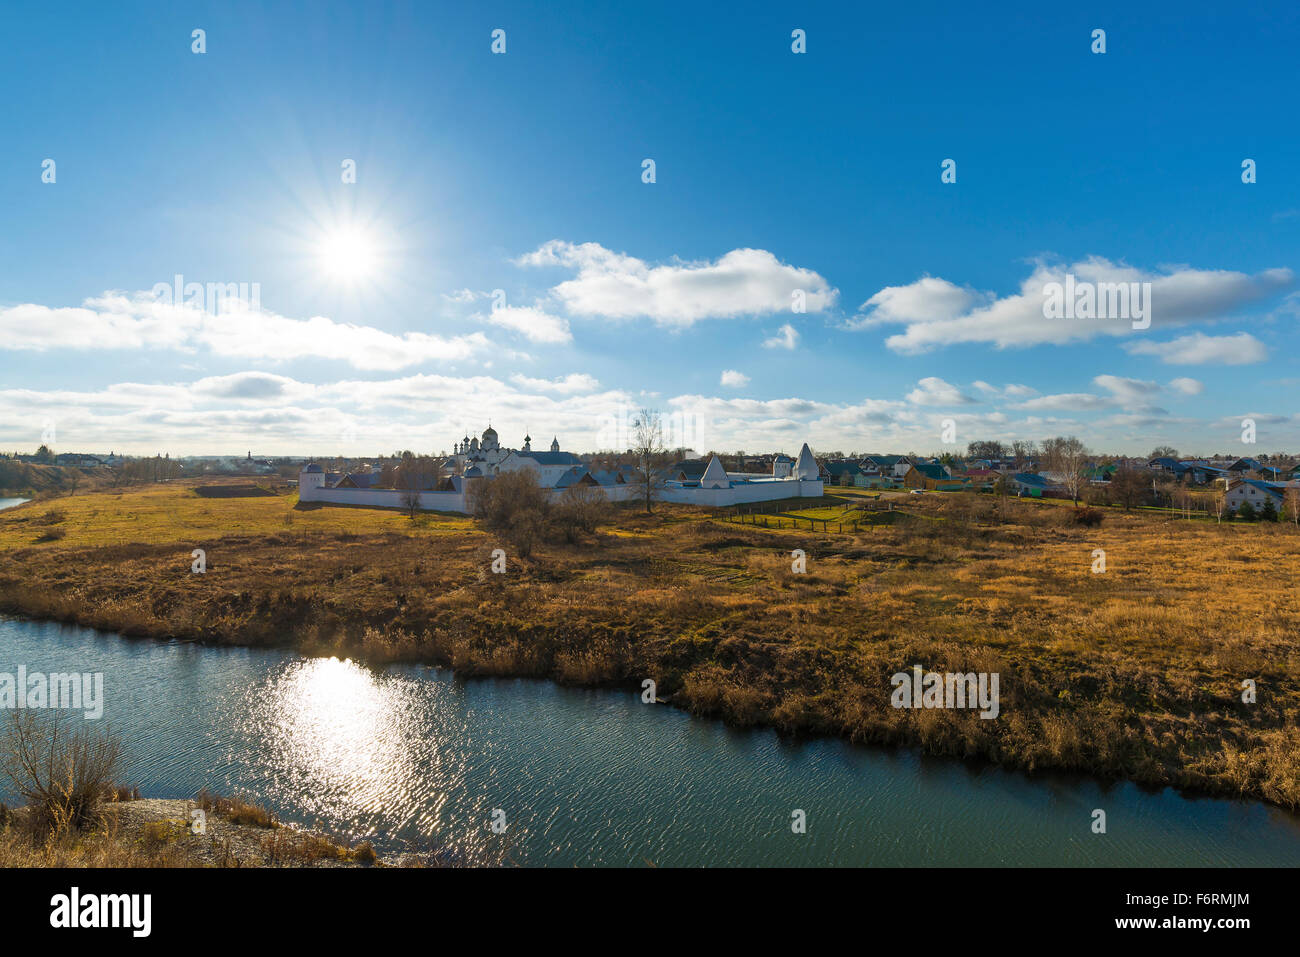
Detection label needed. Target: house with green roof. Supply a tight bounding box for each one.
[902,461,952,490]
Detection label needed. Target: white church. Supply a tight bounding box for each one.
[298,426,823,513]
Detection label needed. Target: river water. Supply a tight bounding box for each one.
[0,614,1297,866]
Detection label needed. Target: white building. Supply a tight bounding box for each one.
[496,442,586,486]
[298,430,824,513]
[447,424,512,474]
[1225,479,1288,513]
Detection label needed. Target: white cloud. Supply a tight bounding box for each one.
[851,258,1292,353]
[191,372,306,400]
[441,288,481,303]
[1169,377,1204,395]
[1125,331,1268,365]
[849,276,984,329]
[480,305,572,344]
[1092,374,1162,404]
[720,369,751,388]
[508,372,600,393]
[1016,392,1117,412]
[762,323,800,350]
[1016,374,1166,412]
[519,240,837,326]
[906,377,975,406]
[0,292,490,371]
[5,369,1298,458]
[0,370,639,456]
[972,381,1037,399]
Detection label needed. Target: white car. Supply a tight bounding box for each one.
[909,488,924,495]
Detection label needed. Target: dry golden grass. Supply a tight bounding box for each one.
[194,789,278,828]
[1,482,1297,810]
[0,819,192,867]
[0,793,387,868]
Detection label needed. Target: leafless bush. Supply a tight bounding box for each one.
[553,484,610,542]
[1072,507,1104,527]
[471,469,552,557]
[0,710,121,834]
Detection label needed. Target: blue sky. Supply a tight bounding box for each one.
[2,0,1297,457]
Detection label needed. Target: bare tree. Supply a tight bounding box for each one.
[992,472,1012,521]
[395,454,437,518]
[1043,435,1089,506]
[630,408,666,513]
[1285,486,1300,527]
[1109,467,1147,510]
[966,440,1007,460]
[1011,440,1038,470]
[1205,485,1224,523]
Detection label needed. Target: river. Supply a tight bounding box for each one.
[0,614,1297,866]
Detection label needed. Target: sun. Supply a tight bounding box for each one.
[316,226,379,283]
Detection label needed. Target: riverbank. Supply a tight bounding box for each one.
[1,481,1297,812]
[0,461,118,499]
[0,793,383,867]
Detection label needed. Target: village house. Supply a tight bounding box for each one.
[902,461,952,490]
[820,460,862,487]
[853,465,896,489]
[1184,463,1228,484]
[1226,457,1263,478]
[1225,479,1288,513]
[960,467,1000,489]
[862,454,912,479]
[1010,472,1052,497]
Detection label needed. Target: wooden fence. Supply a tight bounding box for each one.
[724,499,896,531]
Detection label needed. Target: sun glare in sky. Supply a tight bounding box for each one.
[316,225,380,284]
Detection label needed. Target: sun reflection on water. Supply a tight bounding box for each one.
[235,657,484,862]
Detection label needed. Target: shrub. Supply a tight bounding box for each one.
[140,819,187,849]
[553,483,610,542]
[1072,507,1104,527]
[0,711,121,834]
[106,784,140,803]
[470,469,553,557]
[195,789,278,828]
[260,829,349,863]
[1237,501,1257,521]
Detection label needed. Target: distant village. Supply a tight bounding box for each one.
[6,433,1300,518]
[805,447,1300,517]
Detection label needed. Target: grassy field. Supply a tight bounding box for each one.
[1,479,1297,811]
